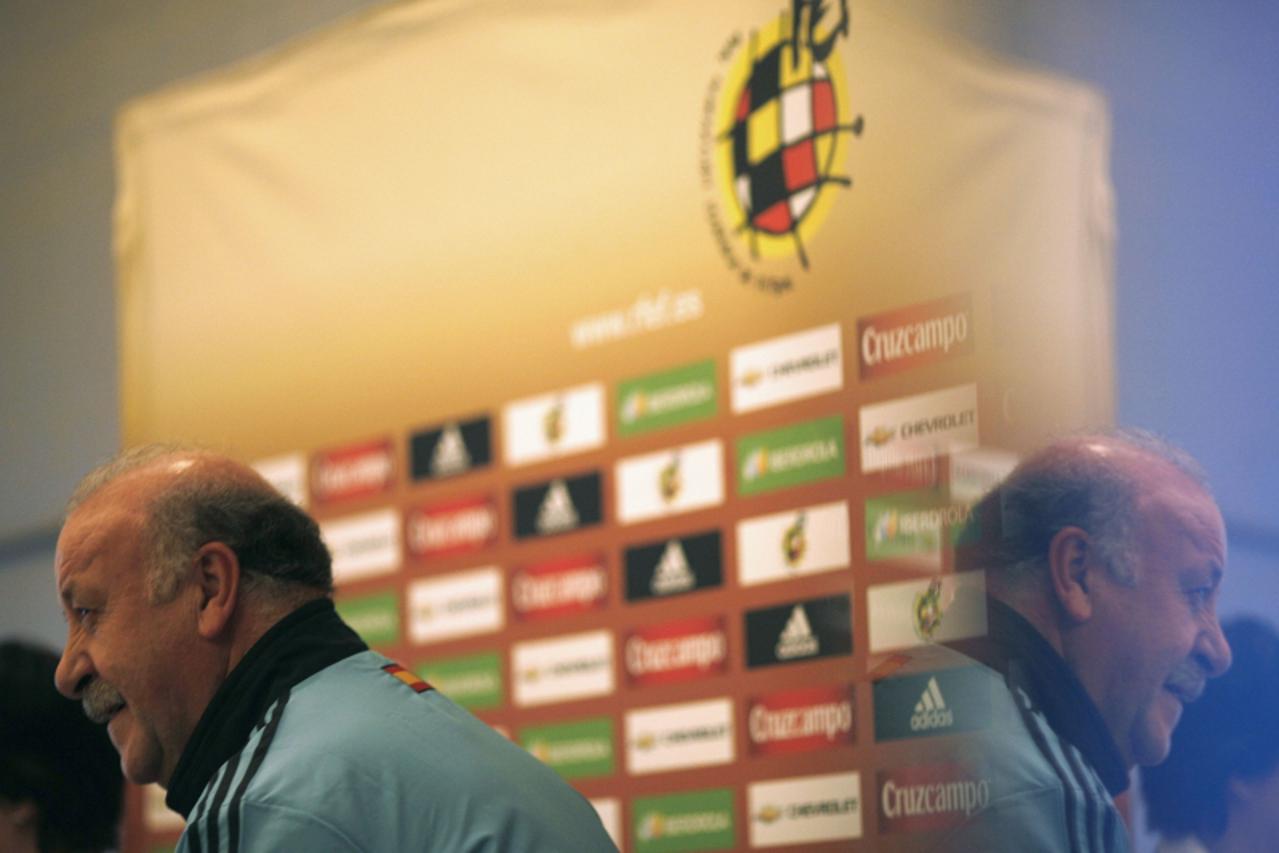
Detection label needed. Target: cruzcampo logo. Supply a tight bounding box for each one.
[865,491,975,561]
[414,650,503,711]
[736,415,845,496]
[520,717,615,780]
[701,0,864,294]
[617,360,718,437]
[335,591,400,648]
[634,788,736,853]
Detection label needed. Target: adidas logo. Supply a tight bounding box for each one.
[535,479,580,534]
[909,676,955,732]
[430,424,472,476]
[775,605,819,660]
[651,540,695,595]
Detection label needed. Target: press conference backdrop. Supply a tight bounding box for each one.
[115,1,1114,850]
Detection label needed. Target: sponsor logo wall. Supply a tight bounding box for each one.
[247,314,1002,850]
[117,0,1121,845]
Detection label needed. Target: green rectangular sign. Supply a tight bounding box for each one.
[414,650,503,711]
[633,788,735,853]
[735,415,845,496]
[335,590,400,648]
[519,716,615,779]
[865,491,976,561]
[616,359,718,437]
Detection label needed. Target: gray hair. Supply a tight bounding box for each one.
[68,445,333,604]
[962,428,1210,588]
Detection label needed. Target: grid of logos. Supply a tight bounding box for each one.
[140,294,1019,851]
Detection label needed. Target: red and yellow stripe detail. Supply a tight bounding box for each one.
[382,662,432,694]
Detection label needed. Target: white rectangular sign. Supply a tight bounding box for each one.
[407,567,503,645]
[736,500,851,587]
[512,630,615,707]
[859,384,979,474]
[615,438,724,524]
[625,697,734,775]
[731,323,844,414]
[321,508,401,584]
[503,382,605,466]
[867,571,988,652]
[748,771,863,847]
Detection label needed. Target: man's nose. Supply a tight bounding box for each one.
[1199,614,1232,678]
[54,638,91,700]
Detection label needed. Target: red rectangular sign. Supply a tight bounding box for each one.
[746,684,855,756]
[310,438,395,505]
[510,553,608,620]
[405,495,499,559]
[624,615,728,686]
[857,293,974,380]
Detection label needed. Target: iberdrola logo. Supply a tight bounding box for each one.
[703,0,864,289]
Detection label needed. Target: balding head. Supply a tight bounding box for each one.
[54,446,333,786]
[961,429,1211,596]
[67,446,332,605]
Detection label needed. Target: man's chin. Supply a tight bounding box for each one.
[1132,692,1183,766]
[120,752,165,786]
[111,711,164,785]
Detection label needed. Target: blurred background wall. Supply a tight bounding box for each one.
[2,0,1276,846]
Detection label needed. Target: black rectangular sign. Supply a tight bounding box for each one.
[744,594,852,668]
[624,530,723,602]
[409,415,492,481]
[512,471,604,540]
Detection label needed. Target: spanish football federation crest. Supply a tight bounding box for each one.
[782,511,807,566]
[704,0,864,285]
[913,578,946,642]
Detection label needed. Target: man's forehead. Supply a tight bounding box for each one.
[1133,469,1226,560]
[56,493,147,587]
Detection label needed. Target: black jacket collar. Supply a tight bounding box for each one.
[953,598,1129,796]
[165,598,366,817]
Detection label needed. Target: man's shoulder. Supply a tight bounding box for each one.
[893,655,1128,853]
[183,650,614,850]
[270,650,522,773]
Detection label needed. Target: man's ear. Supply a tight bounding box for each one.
[192,541,241,640]
[1047,526,1095,623]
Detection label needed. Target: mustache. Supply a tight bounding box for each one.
[81,679,126,725]
[1165,662,1206,703]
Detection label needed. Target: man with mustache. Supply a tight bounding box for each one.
[922,430,1232,852]
[52,446,615,852]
